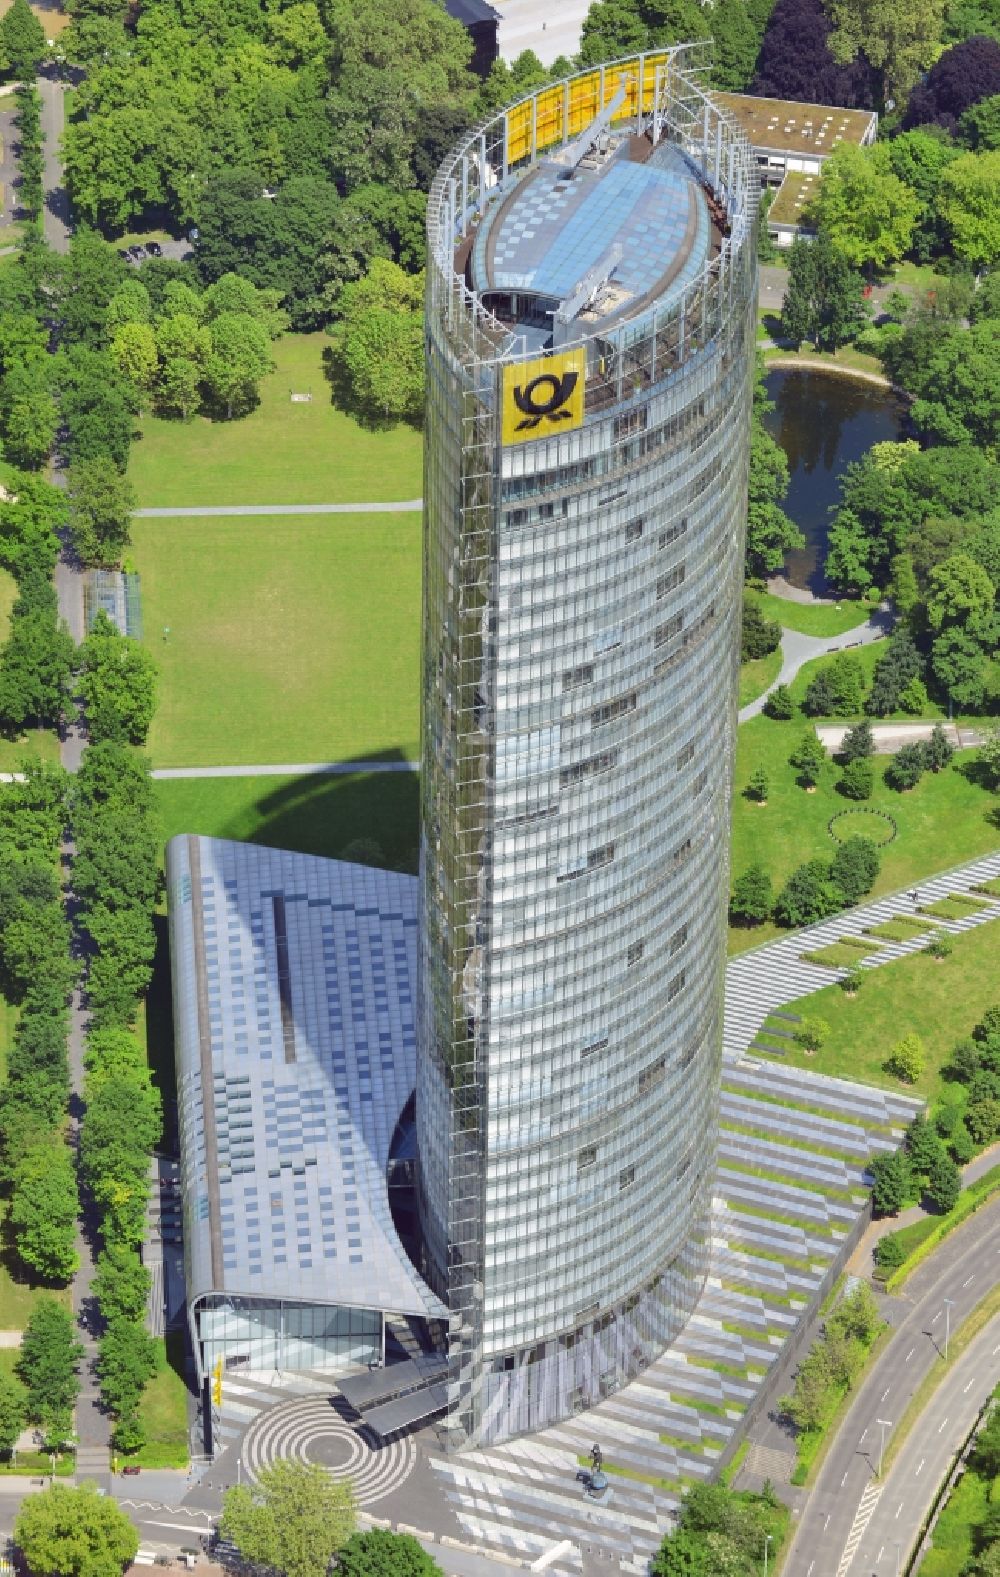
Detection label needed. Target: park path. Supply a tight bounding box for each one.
[37,69,113,1485]
[738,608,892,724]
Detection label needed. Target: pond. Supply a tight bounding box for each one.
[762,367,906,596]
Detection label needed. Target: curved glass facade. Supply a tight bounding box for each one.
[418,44,758,1449]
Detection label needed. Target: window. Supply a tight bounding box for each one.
[580,1036,609,1058]
[659,518,688,548]
[669,924,688,955]
[506,508,528,528]
[578,1146,598,1174]
[592,692,637,728]
[656,565,686,599]
[560,749,618,787]
[654,613,684,649]
[619,1166,635,1190]
[538,502,555,519]
[593,626,623,655]
[681,1038,699,1069]
[625,518,644,543]
[614,409,647,441]
[668,970,686,1002]
[563,663,594,692]
[671,838,692,867]
[692,767,709,797]
[626,940,645,968]
[638,1057,666,1096]
[556,844,615,883]
[676,740,695,770]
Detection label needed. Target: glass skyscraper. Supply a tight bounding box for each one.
[417,44,758,1449]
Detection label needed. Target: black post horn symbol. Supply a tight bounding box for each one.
[512,369,579,431]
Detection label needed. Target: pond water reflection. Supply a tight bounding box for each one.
[762,367,906,595]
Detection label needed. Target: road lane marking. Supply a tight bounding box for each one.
[824,1515,831,1530]
[938,1417,948,1433]
[916,1458,926,1476]
[807,1563,815,1577]
[881,1387,891,1401]
[877,1548,883,1564]
[905,1348,914,1361]
[143,1522,216,1536]
[962,1275,974,1287]
[896,1504,903,1519]
[931,1312,942,1323]
[859,1428,868,1445]
[842,1472,849,1487]
[965,1380,975,1393]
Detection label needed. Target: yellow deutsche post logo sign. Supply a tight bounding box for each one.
[501,349,586,445]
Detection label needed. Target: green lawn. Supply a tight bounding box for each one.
[757,919,1000,1105]
[738,646,782,709]
[128,332,423,508]
[128,1334,190,1470]
[745,588,871,638]
[0,569,60,771]
[730,719,998,954]
[154,770,420,873]
[131,513,421,766]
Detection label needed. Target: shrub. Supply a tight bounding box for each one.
[840,720,874,761]
[794,1017,830,1052]
[839,964,865,994]
[789,728,826,788]
[885,1033,924,1084]
[885,742,925,791]
[830,836,880,903]
[774,860,842,926]
[925,934,953,959]
[741,595,782,661]
[730,863,773,926]
[922,723,954,773]
[874,1232,906,1271]
[839,757,874,799]
[746,765,769,803]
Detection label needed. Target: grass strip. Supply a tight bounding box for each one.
[880,1283,1000,1483]
[725,1200,842,1237]
[884,1164,1000,1291]
[919,897,988,921]
[721,1081,896,1135]
[971,878,1000,898]
[722,1117,864,1163]
[790,1323,892,1486]
[864,917,935,942]
[802,938,881,970]
[718,1158,864,1203]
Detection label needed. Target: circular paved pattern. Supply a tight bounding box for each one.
[241,1398,416,1504]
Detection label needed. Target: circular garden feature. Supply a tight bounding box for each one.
[828,808,897,846]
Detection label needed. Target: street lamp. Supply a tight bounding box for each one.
[764,1533,773,1577]
[877,1417,893,1478]
[944,1298,955,1361]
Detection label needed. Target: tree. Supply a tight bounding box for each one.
[940,149,1000,267]
[840,963,866,993]
[746,357,800,578]
[927,1153,961,1213]
[898,676,929,715]
[977,726,1000,787]
[203,312,274,420]
[66,458,137,568]
[746,766,769,803]
[932,630,991,712]
[730,863,773,926]
[804,653,864,717]
[17,1298,82,1445]
[774,860,842,926]
[10,1138,79,1283]
[841,720,874,761]
[0,571,74,734]
[109,322,158,410]
[652,1527,711,1577]
[330,265,425,424]
[885,1033,925,1083]
[752,0,877,106]
[0,1372,25,1459]
[926,552,996,636]
[780,1342,833,1431]
[78,612,157,744]
[827,0,947,101]
[337,1531,443,1577]
[220,1460,356,1577]
[906,1112,945,1176]
[92,1241,150,1326]
[867,627,924,717]
[961,90,1000,149]
[904,35,1000,132]
[886,131,960,260]
[0,361,58,472]
[789,728,826,788]
[839,756,870,801]
[830,835,880,902]
[780,233,867,351]
[741,595,781,661]
[763,683,794,719]
[794,1017,830,1052]
[97,1318,157,1417]
[885,742,926,791]
[813,144,920,271]
[0,0,47,76]
[869,1149,912,1216]
[923,723,954,773]
[14,1484,140,1577]
[874,1231,905,1271]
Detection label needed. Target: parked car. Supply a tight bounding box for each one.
[122,1464,141,1476]
[146,241,162,257]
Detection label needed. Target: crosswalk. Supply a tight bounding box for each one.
[724,853,1000,1059]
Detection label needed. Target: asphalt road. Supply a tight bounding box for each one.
[851,1317,1000,1577]
[782,1194,1000,1577]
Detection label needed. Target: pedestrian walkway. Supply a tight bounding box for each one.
[738,611,891,724]
[723,852,1000,1059]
